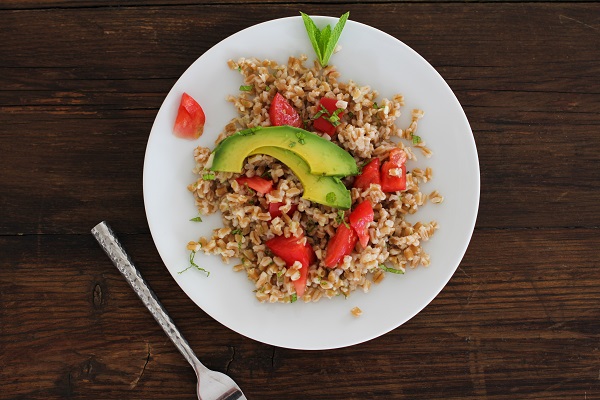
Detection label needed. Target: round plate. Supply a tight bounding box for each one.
[143,16,479,350]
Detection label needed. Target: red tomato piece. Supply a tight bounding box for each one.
[313,97,344,137]
[235,176,273,194]
[380,148,407,193]
[173,92,206,139]
[324,224,358,268]
[353,158,381,190]
[349,201,374,248]
[265,235,315,297]
[268,202,299,219]
[269,92,302,127]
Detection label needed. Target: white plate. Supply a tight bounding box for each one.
[143,16,479,350]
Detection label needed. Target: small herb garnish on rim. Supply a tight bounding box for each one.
[179,251,210,276]
[300,11,349,67]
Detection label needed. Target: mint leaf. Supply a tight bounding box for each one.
[300,12,349,67]
[300,12,323,64]
[322,12,349,66]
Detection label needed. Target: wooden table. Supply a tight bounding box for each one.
[2,1,599,399]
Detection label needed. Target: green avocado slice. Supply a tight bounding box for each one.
[211,126,358,177]
[249,146,351,210]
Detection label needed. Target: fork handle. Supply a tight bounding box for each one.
[91,221,207,375]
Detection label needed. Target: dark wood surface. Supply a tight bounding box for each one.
[1,2,599,399]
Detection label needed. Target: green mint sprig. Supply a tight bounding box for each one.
[300,11,349,67]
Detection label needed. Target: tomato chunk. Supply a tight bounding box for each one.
[349,201,374,248]
[235,176,273,194]
[324,224,358,268]
[265,235,315,297]
[173,93,206,139]
[353,158,381,190]
[313,97,344,137]
[268,202,299,219]
[380,148,407,193]
[269,92,302,128]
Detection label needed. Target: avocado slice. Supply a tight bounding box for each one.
[249,146,351,210]
[211,126,358,177]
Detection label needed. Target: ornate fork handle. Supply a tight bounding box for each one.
[91,221,206,374]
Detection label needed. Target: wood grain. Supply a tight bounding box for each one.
[1,228,599,399]
[1,1,599,399]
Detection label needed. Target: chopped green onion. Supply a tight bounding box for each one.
[265,85,271,91]
[289,141,296,148]
[412,135,422,144]
[379,264,405,274]
[291,293,298,303]
[239,85,253,92]
[202,173,216,180]
[190,215,203,222]
[231,229,242,235]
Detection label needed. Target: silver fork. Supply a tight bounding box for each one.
[92,221,247,400]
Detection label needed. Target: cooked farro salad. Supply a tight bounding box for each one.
[179,13,443,304]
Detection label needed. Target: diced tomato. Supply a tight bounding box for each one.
[268,202,299,219]
[349,201,374,248]
[380,148,407,193]
[265,235,315,297]
[353,158,381,190]
[235,176,273,194]
[324,224,358,268]
[173,92,206,139]
[269,92,302,127]
[313,97,344,137]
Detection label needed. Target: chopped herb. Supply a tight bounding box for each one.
[277,270,285,278]
[412,135,422,144]
[348,111,354,118]
[379,264,405,274]
[289,141,297,148]
[237,66,242,72]
[298,138,306,145]
[300,11,349,67]
[202,173,216,180]
[373,102,380,109]
[231,229,242,235]
[189,215,203,222]
[325,108,345,127]
[335,210,349,228]
[265,85,271,91]
[261,170,272,179]
[313,104,329,120]
[326,191,337,204]
[238,127,259,136]
[291,293,298,303]
[238,241,242,250]
[239,85,253,92]
[179,251,210,276]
